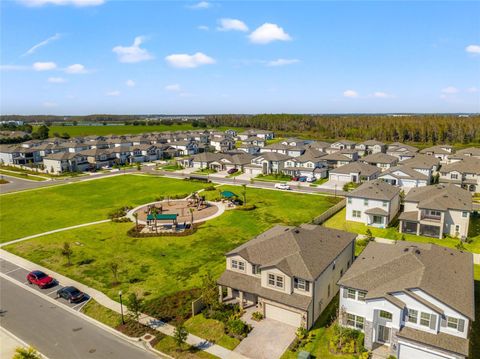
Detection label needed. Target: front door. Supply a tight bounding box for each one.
[377,325,390,344]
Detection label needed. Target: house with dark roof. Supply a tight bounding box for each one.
[345,180,401,227]
[338,241,474,359]
[378,166,429,189]
[399,184,472,239]
[420,145,455,163]
[281,149,328,179]
[439,157,480,192]
[329,162,381,184]
[217,224,356,329]
[355,140,386,156]
[361,153,399,171]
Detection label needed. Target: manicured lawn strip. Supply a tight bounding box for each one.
[0,169,48,181]
[0,175,207,242]
[324,209,480,253]
[81,299,122,328]
[155,335,218,359]
[254,174,292,183]
[194,168,217,174]
[226,171,243,178]
[5,186,337,302]
[281,294,356,359]
[184,314,240,350]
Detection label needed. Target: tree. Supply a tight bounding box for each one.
[136,162,141,171]
[189,207,194,226]
[133,212,139,229]
[173,324,188,349]
[13,347,42,359]
[61,242,73,266]
[127,292,144,321]
[365,229,374,242]
[109,261,120,284]
[201,271,219,310]
[241,184,247,206]
[151,207,158,233]
[32,125,49,140]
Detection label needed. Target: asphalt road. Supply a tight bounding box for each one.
[0,261,157,359]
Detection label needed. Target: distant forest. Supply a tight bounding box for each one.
[1,114,479,145]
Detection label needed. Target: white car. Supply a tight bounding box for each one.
[306,176,316,182]
[275,183,291,190]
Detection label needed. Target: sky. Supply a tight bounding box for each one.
[1,0,479,115]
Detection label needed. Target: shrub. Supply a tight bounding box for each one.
[329,324,365,355]
[236,204,256,211]
[142,289,201,324]
[296,327,308,340]
[204,186,216,191]
[108,206,132,219]
[226,318,250,337]
[251,311,264,321]
[77,258,95,265]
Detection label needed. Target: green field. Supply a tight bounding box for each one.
[324,208,480,253]
[0,169,48,181]
[0,174,207,243]
[39,124,244,138]
[3,180,339,302]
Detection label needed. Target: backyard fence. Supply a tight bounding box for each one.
[312,199,346,225]
[191,296,205,316]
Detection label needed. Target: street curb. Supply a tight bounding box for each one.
[0,326,51,359]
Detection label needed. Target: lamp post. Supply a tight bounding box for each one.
[119,290,125,325]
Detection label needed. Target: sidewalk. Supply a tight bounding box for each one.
[0,249,248,359]
[0,327,49,359]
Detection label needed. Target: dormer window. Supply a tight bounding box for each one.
[294,278,309,291]
[268,273,284,289]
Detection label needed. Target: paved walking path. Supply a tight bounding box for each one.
[0,249,248,359]
[0,219,111,248]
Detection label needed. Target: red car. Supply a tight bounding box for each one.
[27,270,55,288]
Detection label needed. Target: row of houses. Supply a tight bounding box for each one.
[218,223,474,359]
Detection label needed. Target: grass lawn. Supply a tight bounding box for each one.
[81,299,122,328]
[162,164,184,172]
[254,174,292,183]
[226,171,243,178]
[4,182,339,303]
[0,169,48,181]
[184,314,239,350]
[155,335,218,359]
[0,174,207,243]
[194,168,217,174]
[324,209,480,253]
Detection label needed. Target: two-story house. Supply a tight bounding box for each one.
[43,152,89,174]
[420,145,454,163]
[281,149,328,179]
[399,184,472,239]
[386,143,419,160]
[217,224,356,329]
[439,157,480,192]
[355,140,386,156]
[247,152,291,175]
[361,153,399,171]
[329,162,381,184]
[400,155,440,182]
[326,140,357,153]
[345,180,401,228]
[238,129,275,141]
[338,241,474,359]
[378,166,429,189]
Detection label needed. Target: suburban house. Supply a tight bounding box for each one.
[338,241,474,359]
[281,138,313,147]
[400,155,440,181]
[420,145,454,163]
[0,144,42,165]
[248,152,291,175]
[449,147,480,162]
[210,137,235,152]
[217,224,356,329]
[355,140,386,156]
[237,144,261,155]
[378,166,429,189]
[168,140,198,155]
[281,149,328,179]
[345,180,401,228]
[79,148,117,169]
[327,140,357,153]
[329,162,381,184]
[238,129,274,141]
[241,136,266,148]
[386,143,419,160]
[43,152,89,174]
[361,153,399,171]
[322,150,359,168]
[439,157,480,192]
[307,141,331,153]
[399,184,472,239]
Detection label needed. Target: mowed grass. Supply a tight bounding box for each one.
[324,208,480,253]
[41,125,244,138]
[0,175,207,242]
[4,184,339,301]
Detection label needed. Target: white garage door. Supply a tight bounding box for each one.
[398,343,450,359]
[265,304,302,327]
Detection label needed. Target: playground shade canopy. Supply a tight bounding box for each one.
[220,191,237,198]
[147,213,178,221]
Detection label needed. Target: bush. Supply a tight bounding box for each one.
[204,186,216,191]
[329,324,365,355]
[226,318,250,337]
[108,206,132,219]
[236,204,256,211]
[296,327,308,340]
[251,311,264,321]
[142,289,201,324]
[77,258,95,265]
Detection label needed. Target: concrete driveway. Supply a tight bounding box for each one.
[234,309,296,359]
[316,179,347,190]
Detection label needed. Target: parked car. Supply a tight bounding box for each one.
[275,183,291,190]
[227,168,238,174]
[57,286,85,303]
[306,176,316,182]
[27,270,55,288]
[298,176,307,182]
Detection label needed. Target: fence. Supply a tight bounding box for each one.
[312,199,346,225]
[191,296,205,316]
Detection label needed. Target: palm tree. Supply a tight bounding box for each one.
[151,207,158,233]
[133,212,139,230]
[241,184,247,206]
[189,207,194,227]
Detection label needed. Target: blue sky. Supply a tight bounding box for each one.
[1,0,479,115]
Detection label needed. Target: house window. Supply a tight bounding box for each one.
[462,212,468,218]
[252,265,261,275]
[358,290,366,302]
[455,225,460,233]
[420,312,431,327]
[364,199,369,206]
[382,201,388,207]
[352,210,361,218]
[451,174,458,180]
[447,317,459,330]
[347,288,356,299]
[379,310,393,320]
[430,210,441,217]
[231,259,245,272]
[294,278,309,291]
[348,198,352,204]
[407,309,418,324]
[346,313,365,330]
[268,273,284,289]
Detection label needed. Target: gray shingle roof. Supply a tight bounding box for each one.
[362,153,399,165]
[346,180,400,201]
[404,184,472,211]
[330,162,380,176]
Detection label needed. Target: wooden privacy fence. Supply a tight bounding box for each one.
[312,199,346,225]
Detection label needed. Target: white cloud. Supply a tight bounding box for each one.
[106,90,120,96]
[249,23,291,44]
[18,0,104,7]
[217,18,248,32]
[465,44,480,54]
[188,1,211,9]
[22,33,61,57]
[48,77,66,83]
[441,86,459,94]
[33,61,57,71]
[343,90,359,98]
[65,63,87,74]
[197,25,209,31]
[467,87,479,93]
[266,58,300,67]
[43,101,58,108]
[165,52,216,68]
[165,84,181,92]
[126,79,135,87]
[113,36,154,63]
